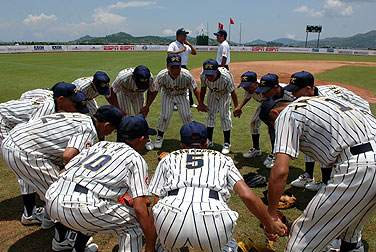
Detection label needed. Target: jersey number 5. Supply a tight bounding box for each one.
[186,154,204,169]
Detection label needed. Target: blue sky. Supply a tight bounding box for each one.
[0,0,375,42]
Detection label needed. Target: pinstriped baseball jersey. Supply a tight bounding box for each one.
[112,68,156,116]
[4,112,97,165]
[316,85,370,112]
[200,67,235,97]
[62,141,150,199]
[20,89,52,99]
[72,77,100,115]
[149,148,242,251]
[155,68,197,96]
[244,90,265,103]
[272,96,376,251]
[45,141,148,251]
[0,96,56,140]
[274,96,376,167]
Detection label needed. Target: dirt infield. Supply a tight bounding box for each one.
[190,60,376,103]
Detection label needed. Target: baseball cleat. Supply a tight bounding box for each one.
[221,143,231,154]
[207,139,214,148]
[21,207,46,226]
[72,243,98,252]
[305,180,324,191]
[263,154,275,166]
[145,139,154,151]
[243,148,262,158]
[291,172,314,188]
[154,136,163,149]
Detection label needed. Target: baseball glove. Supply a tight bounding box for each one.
[263,190,296,209]
[243,172,268,188]
[158,152,170,161]
[118,193,151,207]
[238,236,276,252]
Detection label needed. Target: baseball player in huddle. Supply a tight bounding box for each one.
[260,96,376,252]
[254,73,294,168]
[108,65,158,150]
[2,105,123,251]
[0,82,88,228]
[45,115,156,252]
[154,54,204,149]
[214,29,230,69]
[284,71,371,192]
[147,121,287,252]
[199,59,238,154]
[233,71,266,158]
[72,71,111,115]
[20,88,52,99]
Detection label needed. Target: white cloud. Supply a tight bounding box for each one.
[286,33,296,39]
[162,29,174,35]
[293,6,323,17]
[93,8,126,25]
[108,1,156,9]
[23,13,57,25]
[323,0,354,16]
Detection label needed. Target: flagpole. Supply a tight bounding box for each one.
[239,22,242,44]
[228,22,231,44]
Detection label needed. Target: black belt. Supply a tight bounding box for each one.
[350,142,373,155]
[74,184,88,194]
[168,189,219,200]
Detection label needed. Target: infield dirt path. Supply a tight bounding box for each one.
[190,60,376,103]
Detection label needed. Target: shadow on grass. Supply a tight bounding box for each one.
[8,228,54,252]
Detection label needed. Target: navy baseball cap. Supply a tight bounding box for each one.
[255,73,279,93]
[117,115,157,141]
[239,71,257,88]
[214,29,227,37]
[284,71,314,93]
[167,54,182,66]
[180,121,208,145]
[259,96,289,126]
[94,105,123,129]
[202,59,218,76]
[176,28,189,35]
[133,65,151,90]
[51,82,89,113]
[93,71,110,96]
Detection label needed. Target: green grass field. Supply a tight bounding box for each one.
[1,51,376,251]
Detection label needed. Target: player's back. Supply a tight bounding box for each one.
[5,112,96,163]
[20,89,53,99]
[72,77,98,99]
[152,148,241,202]
[62,141,148,199]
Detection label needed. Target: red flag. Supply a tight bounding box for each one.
[230,17,234,24]
[219,22,223,29]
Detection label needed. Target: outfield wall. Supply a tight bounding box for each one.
[0,44,375,56]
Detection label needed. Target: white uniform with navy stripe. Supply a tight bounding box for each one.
[304,85,370,163]
[112,68,157,116]
[45,141,150,252]
[72,77,101,115]
[200,68,235,131]
[149,148,242,252]
[1,112,97,201]
[0,96,56,194]
[156,68,197,132]
[273,96,376,251]
[20,89,53,99]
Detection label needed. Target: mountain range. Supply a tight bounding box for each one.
[71,30,376,49]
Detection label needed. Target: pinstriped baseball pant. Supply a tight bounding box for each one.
[45,180,142,252]
[205,92,232,132]
[157,91,192,132]
[250,103,261,135]
[117,93,144,116]
[2,141,59,201]
[286,152,376,251]
[153,187,238,252]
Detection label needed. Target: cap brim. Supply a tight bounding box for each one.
[76,105,89,114]
[148,128,157,136]
[97,87,110,96]
[283,84,300,93]
[213,32,221,36]
[135,80,149,90]
[203,70,217,76]
[167,62,181,66]
[255,87,272,93]
[239,82,252,88]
